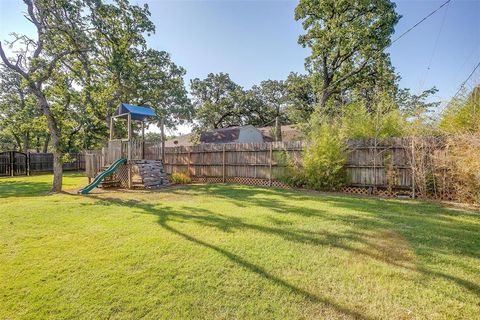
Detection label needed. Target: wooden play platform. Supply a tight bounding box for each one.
[82,103,170,192]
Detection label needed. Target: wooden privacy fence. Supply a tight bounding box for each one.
[0,152,28,176]
[29,153,85,172]
[88,138,416,192]
[163,141,304,187]
[0,152,86,176]
[163,139,414,191]
[83,135,480,202]
[345,138,413,189]
[101,139,164,165]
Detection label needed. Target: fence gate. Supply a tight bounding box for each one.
[0,151,29,176]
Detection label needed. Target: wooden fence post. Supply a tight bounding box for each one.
[161,118,165,163]
[109,116,114,140]
[127,113,132,142]
[269,143,273,187]
[10,151,14,177]
[188,149,191,175]
[222,144,226,183]
[127,140,132,161]
[254,146,257,178]
[26,152,30,176]
[128,163,132,189]
[411,138,416,199]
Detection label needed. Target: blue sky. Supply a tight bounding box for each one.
[1,0,479,133]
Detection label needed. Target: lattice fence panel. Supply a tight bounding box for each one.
[114,164,130,188]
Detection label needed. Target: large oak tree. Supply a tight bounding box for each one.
[0,0,191,192]
[295,0,400,114]
[0,0,91,192]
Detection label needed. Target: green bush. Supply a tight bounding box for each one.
[341,99,406,139]
[303,124,347,190]
[440,87,480,134]
[275,151,307,188]
[170,171,192,184]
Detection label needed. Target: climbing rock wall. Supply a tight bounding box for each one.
[132,160,170,189]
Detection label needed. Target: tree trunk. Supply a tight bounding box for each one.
[36,94,63,192]
[274,116,282,142]
[22,132,30,153]
[52,151,63,192]
[319,89,330,112]
[43,134,50,153]
[12,133,22,151]
[46,122,62,192]
[36,136,40,153]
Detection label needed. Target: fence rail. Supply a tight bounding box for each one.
[345,138,413,189]
[87,139,415,190]
[163,141,304,183]
[0,152,85,176]
[30,153,85,172]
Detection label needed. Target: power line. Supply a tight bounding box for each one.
[417,0,451,92]
[391,0,453,45]
[452,61,480,98]
[307,0,455,100]
[452,42,480,81]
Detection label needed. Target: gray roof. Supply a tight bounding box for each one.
[200,127,240,144]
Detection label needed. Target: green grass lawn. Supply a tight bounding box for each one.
[1,173,479,319]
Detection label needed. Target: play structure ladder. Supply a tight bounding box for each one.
[133,160,170,189]
[78,158,127,194]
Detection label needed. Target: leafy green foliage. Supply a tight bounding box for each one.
[0,66,47,152]
[275,151,307,188]
[295,92,410,191]
[295,0,400,112]
[440,87,480,134]
[393,87,441,136]
[0,0,191,190]
[396,87,440,119]
[191,73,286,131]
[283,72,317,124]
[170,171,192,184]
[303,124,347,190]
[340,96,406,140]
[190,73,245,129]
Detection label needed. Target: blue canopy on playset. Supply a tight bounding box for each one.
[115,103,156,121]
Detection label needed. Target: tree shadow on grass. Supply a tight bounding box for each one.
[0,180,52,198]
[87,185,480,301]
[170,185,480,257]
[182,185,480,296]
[0,172,86,198]
[86,195,372,319]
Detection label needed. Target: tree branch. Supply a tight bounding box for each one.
[24,0,43,59]
[0,41,29,79]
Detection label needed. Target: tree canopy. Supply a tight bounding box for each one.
[0,0,190,191]
[295,0,401,113]
[0,0,461,193]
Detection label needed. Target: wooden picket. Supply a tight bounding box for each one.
[85,138,417,191]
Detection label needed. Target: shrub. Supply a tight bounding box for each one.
[275,151,307,188]
[303,124,347,190]
[341,99,406,139]
[170,171,192,184]
[444,135,480,204]
[440,87,480,134]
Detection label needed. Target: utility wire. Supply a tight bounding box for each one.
[391,0,453,45]
[317,0,454,97]
[452,61,480,99]
[417,0,450,92]
[452,42,480,81]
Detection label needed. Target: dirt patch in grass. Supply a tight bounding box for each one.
[358,230,417,269]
